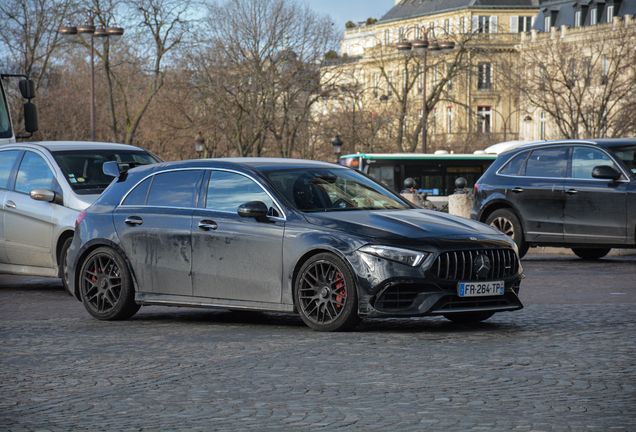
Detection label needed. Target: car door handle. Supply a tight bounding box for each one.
[6,200,16,209]
[198,220,218,231]
[511,187,524,193]
[124,216,144,226]
[566,189,578,195]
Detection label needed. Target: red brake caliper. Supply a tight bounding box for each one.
[334,272,345,309]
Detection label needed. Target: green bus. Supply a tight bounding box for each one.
[339,152,497,207]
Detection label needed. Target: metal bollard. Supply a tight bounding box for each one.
[448,177,471,218]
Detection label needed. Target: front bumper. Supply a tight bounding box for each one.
[351,244,524,318]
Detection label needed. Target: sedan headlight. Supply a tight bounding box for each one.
[359,245,428,267]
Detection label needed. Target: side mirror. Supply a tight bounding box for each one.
[102,161,120,178]
[592,165,621,181]
[19,79,36,99]
[30,188,63,205]
[24,102,38,133]
[237,201,269,222]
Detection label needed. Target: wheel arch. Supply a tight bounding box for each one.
[55,230,74,270]
[72,239,139,299]
[290,247,359,313]
[480,200,523,225]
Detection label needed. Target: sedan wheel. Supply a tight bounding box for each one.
[79,247,140,320]
[486,209,529,258]
[571,247,611,260]
[295,253,360,332]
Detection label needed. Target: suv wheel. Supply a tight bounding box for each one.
[486,209,529,258]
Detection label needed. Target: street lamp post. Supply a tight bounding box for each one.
[194,132,205,158]
[59,16,124,141]
[396,28,455,154]
[332,135,343,163]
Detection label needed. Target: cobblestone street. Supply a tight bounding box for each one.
[1,254,635,431]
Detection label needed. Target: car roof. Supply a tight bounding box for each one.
[0,140,147,151]
[499,138,636,156]
[125,157,343,177]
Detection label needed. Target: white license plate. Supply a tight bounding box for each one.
[458,281,504,297]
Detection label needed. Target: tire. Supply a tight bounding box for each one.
[485,209,529,258]
[79,247,140,320]
[571,247,611,260]
[294,253,361,332]
[58,237,73,292]
[443,311,495,324]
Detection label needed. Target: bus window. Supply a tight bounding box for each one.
[368,166,395,190]
[404,165,443,195]
[446,166,482,194]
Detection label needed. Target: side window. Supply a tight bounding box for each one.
[0,150,20,189]
[15,151,56,193]
[206,170,277,216]
[499,152,529,176]
[122,177,153,206]
[571,147,616,179]
[146,170,200,207]
[524,147,567,178]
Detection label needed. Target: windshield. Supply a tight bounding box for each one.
[606,145,636,174]
[52,149,160,194]
[265,168,410,212]
[0,82,12,139]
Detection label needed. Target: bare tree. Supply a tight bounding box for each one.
[194,0,340,157]
[519,26,636,139]
[0,0,74,86]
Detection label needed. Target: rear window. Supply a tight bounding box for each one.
[52,149,160,195]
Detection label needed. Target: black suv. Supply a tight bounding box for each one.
[471,139,636,258]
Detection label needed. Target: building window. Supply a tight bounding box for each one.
[544,16,551,31]
[415,26,422,39]
[460,16,468,33]
[478,63,492,90]
[574,10,582,27]
[478,106,491,133]
[418,66,423,95]
[519,16,533,32]
[479,16,490,33]
[447,107,453,133]
[399,27,406,41]
[388,71,393,97]
[384,29,391,45]
[374,73,379,98]
[432,66,438,88]
[540,111,546,140]
[590,8,597,25]
[607,5,614,23]
[431,108,437,134]
[601,55,608,84]
[539,62,547,89]
[444,19,450,35]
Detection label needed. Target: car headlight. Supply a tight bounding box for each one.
[359,245,428,267]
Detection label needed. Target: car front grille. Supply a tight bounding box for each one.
[433,249,519,281]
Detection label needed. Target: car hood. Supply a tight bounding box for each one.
[303,209,504,241]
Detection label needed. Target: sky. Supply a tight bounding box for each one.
[307,0,394,32]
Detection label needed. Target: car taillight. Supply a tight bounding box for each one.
[473,182,481,197]
[75,210,86,228]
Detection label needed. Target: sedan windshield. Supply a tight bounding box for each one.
[53,149,160,194]
[606,145,636,174]
[266,168,410,212]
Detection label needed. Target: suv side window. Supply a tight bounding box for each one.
[499,152,529,176]
[15,151,56,193]
[206,170,278,216]
[146,170,201,208]
[571,147,617,179]
[0,150,20,189]
[122,177,153,206]
[524,147,567,178]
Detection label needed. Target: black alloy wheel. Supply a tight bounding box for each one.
[79,247,140,320]
[485,209,529,258]
[295,253,360,332]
